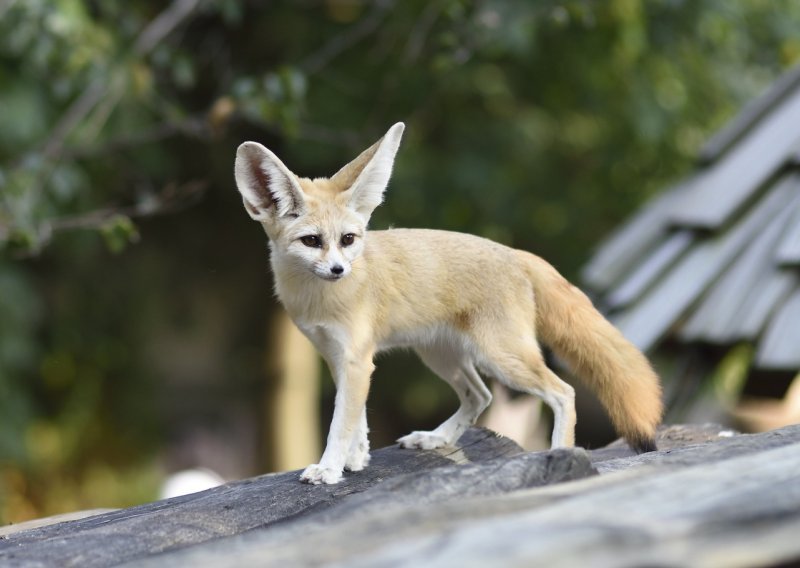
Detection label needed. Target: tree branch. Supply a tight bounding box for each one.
[403,2,442,64]
[3,181,208,258]
[49,181,207,232]
[133,0,203,56]
[60,116,209,161]
[4,0,209,256]
[39,0,204,164]
[300,0,395,75]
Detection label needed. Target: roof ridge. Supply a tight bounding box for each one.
[699,63,800,164]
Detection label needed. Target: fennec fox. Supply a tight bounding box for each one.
[234,122,662,485]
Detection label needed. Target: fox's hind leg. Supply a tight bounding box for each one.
[398,348,491,450]
[481,339,576,448]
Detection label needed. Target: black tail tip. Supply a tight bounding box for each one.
[630,437,658,454]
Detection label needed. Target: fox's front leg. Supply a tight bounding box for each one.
[300,350,375,485]
[345,408,370,472]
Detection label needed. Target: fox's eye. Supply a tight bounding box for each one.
[300,235,322,248]
[340,233,356,247]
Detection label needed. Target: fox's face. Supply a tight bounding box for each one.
[271,188,367,281]
[234,123,404,282]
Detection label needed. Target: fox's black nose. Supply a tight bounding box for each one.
[331,265,344,275]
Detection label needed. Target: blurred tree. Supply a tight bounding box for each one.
[1,0,799,522]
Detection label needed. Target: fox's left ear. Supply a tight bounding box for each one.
[332,122,405,219]
[234,141,307,222]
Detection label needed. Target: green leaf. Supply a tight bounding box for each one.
[100,216,139,254]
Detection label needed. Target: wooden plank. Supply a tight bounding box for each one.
[755,288,800,370]
[698,64,800,164]
[606,230,693,309]
[611,175,797,351]
[136,425,800,568]
[679,195,797,343]
[0,428,521,568]
[581,181,690,292]
[731,271,797,341]
[775,188,800,266]
[668,88,800,229]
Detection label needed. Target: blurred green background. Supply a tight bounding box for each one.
[1,0,799,524]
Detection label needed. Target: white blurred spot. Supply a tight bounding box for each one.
[160,468,225,499]
[717,430,736,438]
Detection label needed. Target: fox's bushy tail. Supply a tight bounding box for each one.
[523,253,663,453]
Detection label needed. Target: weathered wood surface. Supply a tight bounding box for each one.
[0,510,117,539]
[131,424,800,568]
[0,428,523,567]
[4,424,800,568]
[594,422,800,473]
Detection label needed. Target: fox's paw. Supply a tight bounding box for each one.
[345,442,371,472]
[300,463,342,485]
[397,431,452,450]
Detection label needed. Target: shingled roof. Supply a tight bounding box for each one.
[583,64,800,374]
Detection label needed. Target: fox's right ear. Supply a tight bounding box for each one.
[234,142,306,222]
[332,122,404,220]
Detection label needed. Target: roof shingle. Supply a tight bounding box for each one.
[586,70,800,372]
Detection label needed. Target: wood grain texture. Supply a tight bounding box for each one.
[0,428,520,567]
[143,425,800,568]
[5,424,800,568]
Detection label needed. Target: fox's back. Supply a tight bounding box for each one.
[367,228,527,280]
[362,228,539,344]
[367,228,529,286]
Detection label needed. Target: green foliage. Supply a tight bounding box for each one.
[1,0,799,522]
[100,215,140,254]
[0,265,41,463]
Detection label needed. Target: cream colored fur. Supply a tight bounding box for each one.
[234,122,663,485]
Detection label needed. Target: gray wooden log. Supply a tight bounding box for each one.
[139,426,800,568]
[589,422,739,462]
[6,424,800,568]
[0,428,521,568]
[134,447,597,568]
[594,422,800,473]
[337,442,800,568]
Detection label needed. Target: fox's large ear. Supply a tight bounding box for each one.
[332,122,405,219]
[234,141,306,221]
